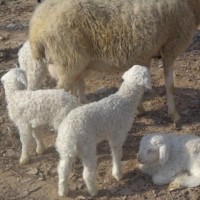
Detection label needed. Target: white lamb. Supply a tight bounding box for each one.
[18,41,59,90]
[1,68,80,165]
[138,133,200,191]
[56,65,152,197]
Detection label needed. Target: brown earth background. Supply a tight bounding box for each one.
[0,0,200,199]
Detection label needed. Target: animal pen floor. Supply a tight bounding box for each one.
[0,0,200,199]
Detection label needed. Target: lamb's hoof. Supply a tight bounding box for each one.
[170,111,180,123]
[88,188,98,197]
[58,188,68,197]
[137,106,145,115]
[20,157,29,165]
[36,145,46,155]
[168,182,181,191]
[112,171,123,181]
[79,97,89,104]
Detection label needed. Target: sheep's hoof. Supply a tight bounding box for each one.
[20,157,29,165]
[168,182,181,191]
[170,111,180,123]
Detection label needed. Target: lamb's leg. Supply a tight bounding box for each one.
[32,128,45,155]
[110,142,123,180]
[153,167,178,186]
[169,166,200,191]
[57,157,74,197]
[81,149,97,196]
[137,96,145,114]
[18,125,32,164]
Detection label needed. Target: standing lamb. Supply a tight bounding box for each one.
[18,40,59,90]
[18,41,47,90]
[138,133,200,191]
[1,68,80,165]
[56,65,152,197]
[29,0,200,122]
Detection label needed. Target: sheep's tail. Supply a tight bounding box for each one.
[170,174,200,190]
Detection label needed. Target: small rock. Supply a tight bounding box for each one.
[0,0,5,5]
[75,195,86,200]
[7,23,16,29]
[26,168,38,175]
[181,109,190,115]
[119,188,133,196]
[21,178,32,183]
[6,149,15,157]
[110,187,118,194]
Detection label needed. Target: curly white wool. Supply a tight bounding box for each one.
[138,133,200,190]
[56,65,151,197]
[1,68,80,164]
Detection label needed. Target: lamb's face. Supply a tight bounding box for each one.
[138,134,169,166]
[1,68,27,90]
[122,65,152,89]
[138,142,160,166]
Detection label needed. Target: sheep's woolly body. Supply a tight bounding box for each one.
[56,65,151,197]
[29,0,200,121]
[138,133,200,190]
[30,0,199,67]
[1,68,80,164]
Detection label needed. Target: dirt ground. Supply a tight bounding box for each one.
[0,0,200,199]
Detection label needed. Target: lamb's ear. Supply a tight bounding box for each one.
[17,75,27,89]
[1,76,5,85]
[159,144,169,166]
[122,70,129,81]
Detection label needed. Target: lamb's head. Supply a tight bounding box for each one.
[138,134,170,167]
[1,68,27,90]
[122,65,152,90]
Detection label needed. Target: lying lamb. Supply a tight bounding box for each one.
[1,68,80,164]
[138,133,200,191]
[56,65,152,197]
[29,0,200,122]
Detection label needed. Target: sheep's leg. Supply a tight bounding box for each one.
[110,142,123,180]
[18,125,32,164]
[32,128,45,155]
[169,166,200,191]
[81,149,97,196]
[55,60,89,103]
[71,79,88,104]
[163,63,180,123]
[57,157,74,197]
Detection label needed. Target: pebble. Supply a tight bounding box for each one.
[7,23,16,29]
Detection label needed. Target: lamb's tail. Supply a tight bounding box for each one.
[169,174,200,191]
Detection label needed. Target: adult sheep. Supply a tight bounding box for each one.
[29,0,200,123]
